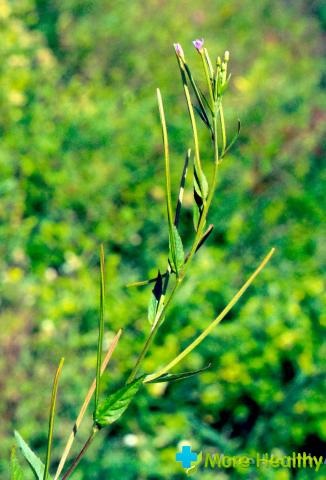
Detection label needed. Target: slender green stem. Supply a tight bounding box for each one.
[61,427,99,480]
[54,330,122,480]
[127,279,179,382]
[157,88,174,235]
[145,248,275,383]
[94,245,105,413]
[43,357,64,480]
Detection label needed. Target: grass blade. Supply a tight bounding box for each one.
[43,357,64,480]
[145,248,275,382]
[54,329,122,480]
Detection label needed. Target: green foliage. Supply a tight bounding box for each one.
[14,431,49,480]
[10,447,24,480]
[94,377,144,429]
[0,0,325,478]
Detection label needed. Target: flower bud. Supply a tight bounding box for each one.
[173,43,185,60]
[192,38,204,52]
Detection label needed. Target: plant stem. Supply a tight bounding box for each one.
[54,330,122,480]
[61,427,99,480]
[43,357,64,480]
[200,52,214,107]
[128,97,222,383]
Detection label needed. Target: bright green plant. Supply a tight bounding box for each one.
[11,39,274,479]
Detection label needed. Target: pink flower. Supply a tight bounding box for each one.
[193,38,204,51]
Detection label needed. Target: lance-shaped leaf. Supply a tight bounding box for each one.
[94,376,144,428]
[14,431,50,480]
[145,364,211,384]
[10,447,23,480]
[193,202,200,232]
[169,225,184,274]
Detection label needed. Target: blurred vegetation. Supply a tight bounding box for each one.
[0,0,325,478]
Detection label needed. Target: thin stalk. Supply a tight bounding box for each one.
[145,248,275,383]
[200,51,214,107]
[61,427,99,480]
[127,279,179,383]
[54,330,122,480]
[94,245,105,413]
[157,88,174,236]
[43,357,64,480]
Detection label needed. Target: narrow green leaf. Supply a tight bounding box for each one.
[145,364,211,383]
[10,447,23,480]
[193,203,200,231]
[14,431,49,480]
[194,165,208,201]
[169,225,184,274]
[95,376,144,428]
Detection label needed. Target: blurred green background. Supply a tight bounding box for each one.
[0,0,325,478]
